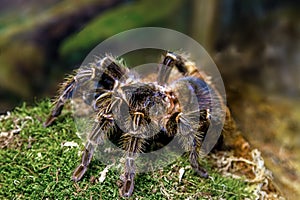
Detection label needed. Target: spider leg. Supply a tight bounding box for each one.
[44,78,75,127]
[44,55,128,127]
[120,134,145,197]
[175,112,209,178]
[157,52,177,84]
[72,85,122,182]
[157,51,206,85]
[168,77,215,178]
[43,68,98,127]
[72,118,111,181]
[189,137,209,178]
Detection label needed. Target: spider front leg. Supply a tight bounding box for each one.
[120,135,145,197]
[44,78,75,127]
[44,68,98,127]
[44,55,127,127]
[72,118,111,181]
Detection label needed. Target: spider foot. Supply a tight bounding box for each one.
[120,172,135,197]
[193,166,209,178]
[189,151,209,178]
[43,115,57,127]
[72,164,88,182]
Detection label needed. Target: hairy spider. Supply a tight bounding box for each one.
[44,51,229,197]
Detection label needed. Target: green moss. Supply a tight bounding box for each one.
[0,100,254,199]
[59,0,184,58]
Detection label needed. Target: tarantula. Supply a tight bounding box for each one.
[44,51,228,197]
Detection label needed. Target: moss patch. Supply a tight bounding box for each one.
[0,100,254,199]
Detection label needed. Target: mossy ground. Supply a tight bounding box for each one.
[0,100,253,199]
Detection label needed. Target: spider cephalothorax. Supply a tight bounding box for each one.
[44,51,227,197]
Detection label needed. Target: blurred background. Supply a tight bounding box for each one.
[0,0,299,198]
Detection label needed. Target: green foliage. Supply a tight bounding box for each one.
[59,0,184,58]
[0,100,253,199]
